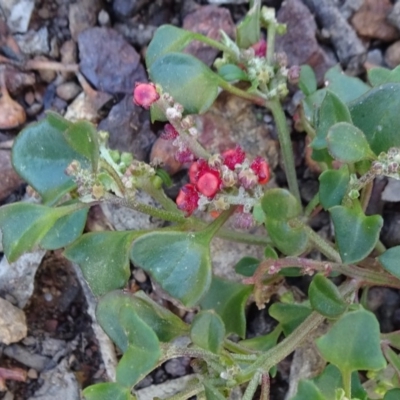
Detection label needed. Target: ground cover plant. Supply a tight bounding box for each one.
[2,0,400,399]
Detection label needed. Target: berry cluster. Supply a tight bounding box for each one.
[176,146,271,217]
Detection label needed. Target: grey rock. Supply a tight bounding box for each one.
[367,48,384,66]
[98,95,156,160]
[98,9,111,26]
[114,22,157,47]
[0,297,27,345]
[78,27,146,95]
[3,344,52,371]
[302,0,366,75]
[112,0,146,18]
[14,27,49,55]
[4,0,35,33]
[28,359,80,400]
[382,178,400,202]
[0,250,46,308]
[339,0,363,19]
[276,0,336,84]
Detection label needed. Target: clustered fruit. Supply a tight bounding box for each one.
[133,82,271,225]
[175,146,270,217]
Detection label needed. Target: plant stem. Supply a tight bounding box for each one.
[266,22,276,66]
[202,206,237,238]
[304,224,342,263]
[242,372,261,400]
[191,33,238,60]
[218,78,267,106]
[139,177,178,212]
[99,159,125,196]
[103,193,187,224]
[260,374,270,400]
[163,383,204,400]
[375,240,386,255]
[360,180,373,212]
[268,98,301,204]
[304,193,320,217]
[238,280,358,382]
[342,370,352,399]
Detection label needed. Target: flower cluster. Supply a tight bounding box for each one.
[176,146,271,217]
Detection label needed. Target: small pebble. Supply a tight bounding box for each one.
[27,368,38,379]
[56,81,81,102]
[25,91,35,106]
[44,292,53,302]
[98,10,110,26]
[133,269,147,283]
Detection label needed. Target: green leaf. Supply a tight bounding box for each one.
[308,274,347,318]
[63,120,99,172]
[318,166,349,210]
[240,325,282,352]
[234,256,260,277]
[261,188,301,220]
[145,25,196,68]
[311,364,367,400]
[327,122,375,163]
[190,311,225,354]
[203,381,226,400]
[269,303,312,336]
[149,52,220,117]
[83,383,135,400]
[385,389,400,400]
[200,276,252,338]
[325,65,370,103]
[290,380,325,400]
[265,219,309,256]
[381,331,400,351]
[378,246,400,280]
[349,83,400,154]
[368,65,400,86]
[299,65,317,96]
[383,345,400,375]
[312,91,352,150]
[40,206,88,250]
[316,308,386,373]
[0,203,77,262]
[96,292,161,388]
[330,205,383,264]
[130,291,189,341]
[12,114,88,204]
[98,291,188,346]
[236,0,261,48]
[218,64,249,82]
[116,304,160,387]
[130,231,212,307]
[64,231,138,296]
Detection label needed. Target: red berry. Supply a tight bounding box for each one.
[176,184,199,216]
[133,82,159,109]
[188,159,221,198]
[160,124,179,140]
[251,39,267,58]
[197,171,221,198]
[222,146,246,170]
[250,157,270,185]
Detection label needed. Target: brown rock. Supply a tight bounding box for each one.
[34,56,56,83]
[68,0,102,41]
[276,0,335,83]
[196,90,279,169]
[384,40,400,68]
[78,27,146,95]
[4,66,35,96]
[183,5,236,66]
[56,81,81,101]
[352,0,399,42]
[150,137,182,175]
[0,150,23,199]
[98,95,156,161]
[0,86,26,129]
